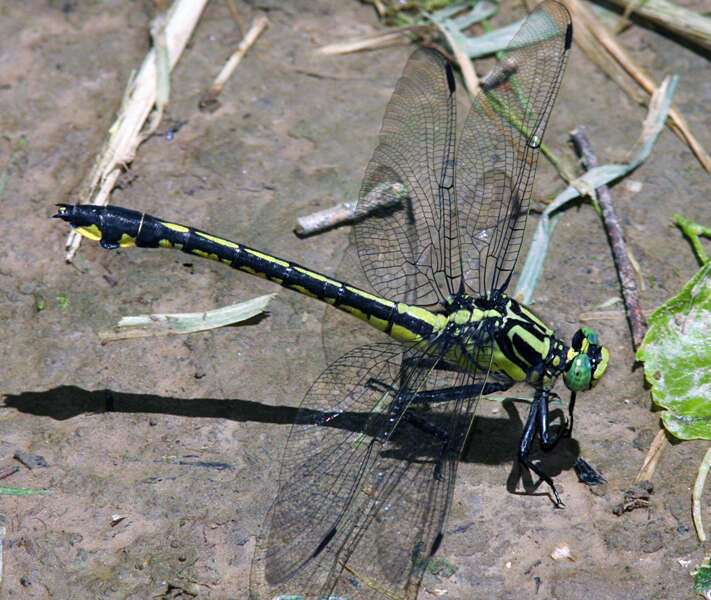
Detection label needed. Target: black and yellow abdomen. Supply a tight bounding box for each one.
[55,204,447,349]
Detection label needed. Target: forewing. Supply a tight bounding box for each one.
[355,48,457,307]
[456,0,572,296]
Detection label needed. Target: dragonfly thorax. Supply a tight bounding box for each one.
[440,291,568,387]
[438,292,608,395]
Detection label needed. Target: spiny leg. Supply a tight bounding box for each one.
[518,389,565,506]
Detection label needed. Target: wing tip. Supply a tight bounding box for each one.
[430,531,443,556]
[311,526,337,559]
[564,23,573,50]
[445,62,456,94]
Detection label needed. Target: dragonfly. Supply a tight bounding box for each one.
[55,1,608,598]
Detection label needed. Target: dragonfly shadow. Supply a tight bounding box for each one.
[2,385,298,424]
[3,386,582,487]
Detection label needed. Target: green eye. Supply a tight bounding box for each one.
[564,353,592,391]
[593,346,610,381]
[582,327,599,346]
[572,327,599,351]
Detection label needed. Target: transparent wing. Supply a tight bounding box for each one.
[355,48,457,307]
[354,0,572,305]
[457,0,572,295]
[249,340,490,600]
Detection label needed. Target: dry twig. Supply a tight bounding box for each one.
[199,15,269,112]
[225,0,246,35]
[571,127,647,348]
[295,182,407,237]
[607,0,711,52]
[635,428,668,483]
[317,24,432,55]
[63,0,210,261]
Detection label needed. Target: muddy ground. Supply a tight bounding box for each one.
[1,1,710,599]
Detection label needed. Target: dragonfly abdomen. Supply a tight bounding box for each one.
[55,203,446,346]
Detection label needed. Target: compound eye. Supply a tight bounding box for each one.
[592,346,610,382]
[572,327,599,352]
[571,329,585,351]
[564,353,592,392]
[583,328,599,346]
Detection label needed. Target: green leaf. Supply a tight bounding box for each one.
[97,293,276,342]
[694,560,711,595]
[636,263,711,440]
[0,486,52,496]
[56,293,69,309]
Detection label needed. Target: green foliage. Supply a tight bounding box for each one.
[0,486,51,496]
[56,293,69,308]
[34,293,46,312]
[636,263,711,440]
[694,556,711,595]
[377,0,460,26]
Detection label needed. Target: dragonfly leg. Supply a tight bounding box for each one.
[403,380,513,479]
[406,380,512,405]
[537,390,568,451]
[563,391,576,438]
[400,409,447,440]
[565,393,607,486]
[364,378,513,406]
[529,390,606,489]
[397,405,450,480]
[519,391,564,507]
[366,377,515,481]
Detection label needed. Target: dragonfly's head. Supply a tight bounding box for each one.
[563,328,609,392]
